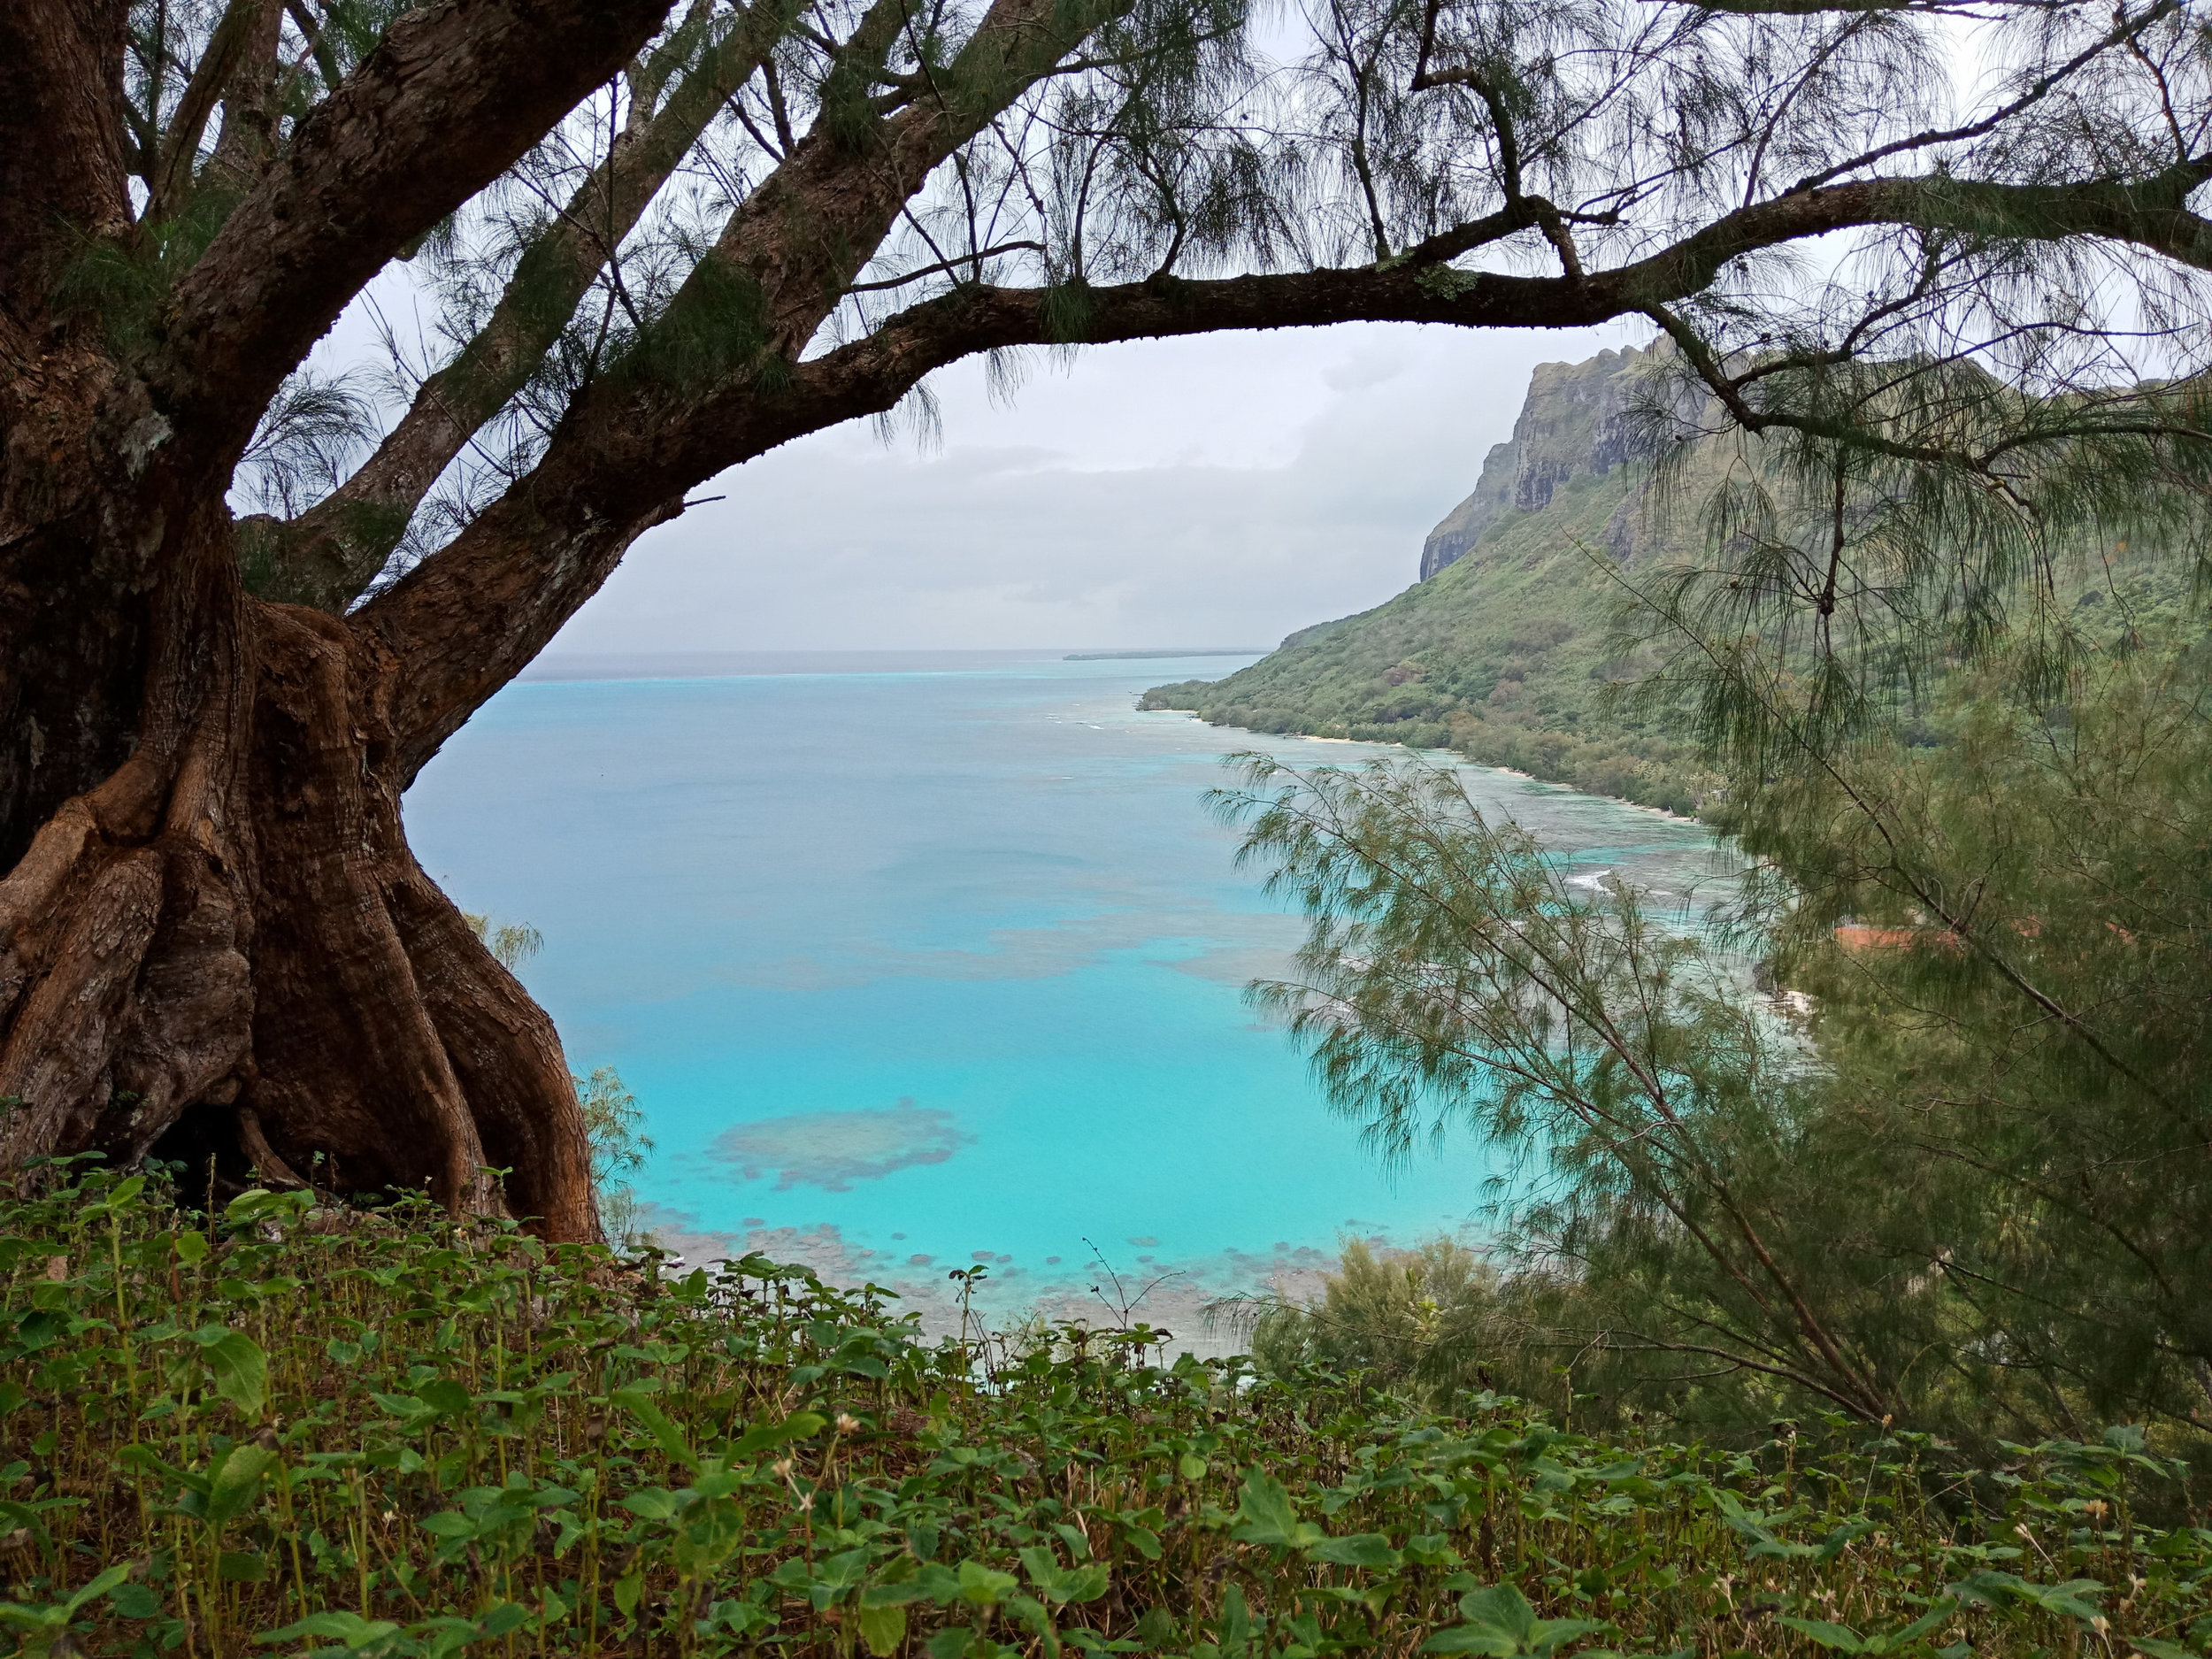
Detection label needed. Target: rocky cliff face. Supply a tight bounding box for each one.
[1141,339,1712,814]
[1419,342,1662,580]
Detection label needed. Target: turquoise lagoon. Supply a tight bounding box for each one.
[403,652,1729,1327]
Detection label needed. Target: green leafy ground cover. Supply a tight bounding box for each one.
[4,1164,2208,1658]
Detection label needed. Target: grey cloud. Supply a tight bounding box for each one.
[554,321,1643,654]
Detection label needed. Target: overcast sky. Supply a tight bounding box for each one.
[546,318,1649,655]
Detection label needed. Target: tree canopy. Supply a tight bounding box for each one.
[8,0,2212,1234]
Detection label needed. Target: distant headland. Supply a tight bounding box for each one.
[1064,648,1267,661]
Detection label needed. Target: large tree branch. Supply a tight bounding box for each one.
[144,0,286,221]
[0,0,133,311]
[149,0,679,479]
[687,0,1140,362]
[348,0,1147,766]
[273,0,1111,611]
[353,164,2212,777]
[265,0,795,611]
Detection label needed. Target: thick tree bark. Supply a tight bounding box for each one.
[0,444,599,1233]
[0,0,666,1240]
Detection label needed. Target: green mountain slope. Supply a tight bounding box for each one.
[1144,345,1709,813]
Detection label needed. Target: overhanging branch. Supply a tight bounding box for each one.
[353,162,2212,776]
[151,0,679,478]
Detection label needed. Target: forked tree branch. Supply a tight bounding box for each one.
[150,0,680,479]
[144,0,273,221]
[267,0,796,611]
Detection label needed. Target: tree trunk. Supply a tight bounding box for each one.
[0,361,599,1240]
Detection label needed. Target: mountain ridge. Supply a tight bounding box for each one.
[1142,342,1709,813]
[1419,342,1663,580]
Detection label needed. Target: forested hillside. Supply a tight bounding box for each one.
[1143,347,1714,811]
[1147,347,2191,817]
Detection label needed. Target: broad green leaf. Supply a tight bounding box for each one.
[1884,1603,1960,1648]
[1221,1586,1251,1647]
[1458,1586,1538,1643]
[0,1499,55,1550]
[616,1387,702,1472]
[204,1443,278,1527]
[1950,1572,2106,1623]
[217,1549,269,1582]
[1132,1608,1178,1649]
[1778,1617,1867,1655]
[864,1579,934,1609]
[858,1604,909,1656]
[1310,1533,1401,1570]
[733,1411,826,1456]
[224,1188,277,1223]
[110,1582,160,1620]
[64,1565,133,1617]
[957,1560,1020,1606]
[0,1565,136,1638]
[1232,1472,1297,1540]
[1525,1620,1607,1655]
[1231,1473,1323,1550]
[2027,1581,2108,1622]
[194,1327,268,1420]
[915,1562,965,1604]
[1425,1628,1520,1657]
[612,1571,644,1618]
[1018,1548,1113,1607]
[415,1379,471,1417]
[1056,1565,1111,1604]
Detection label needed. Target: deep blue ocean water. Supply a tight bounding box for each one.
[403,651,1727,1328]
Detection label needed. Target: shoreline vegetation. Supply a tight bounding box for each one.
[1159,718,1703,824]
[1141,349,1709,817]
[1137,541,1710,818]
[5,1162,2207,1659]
